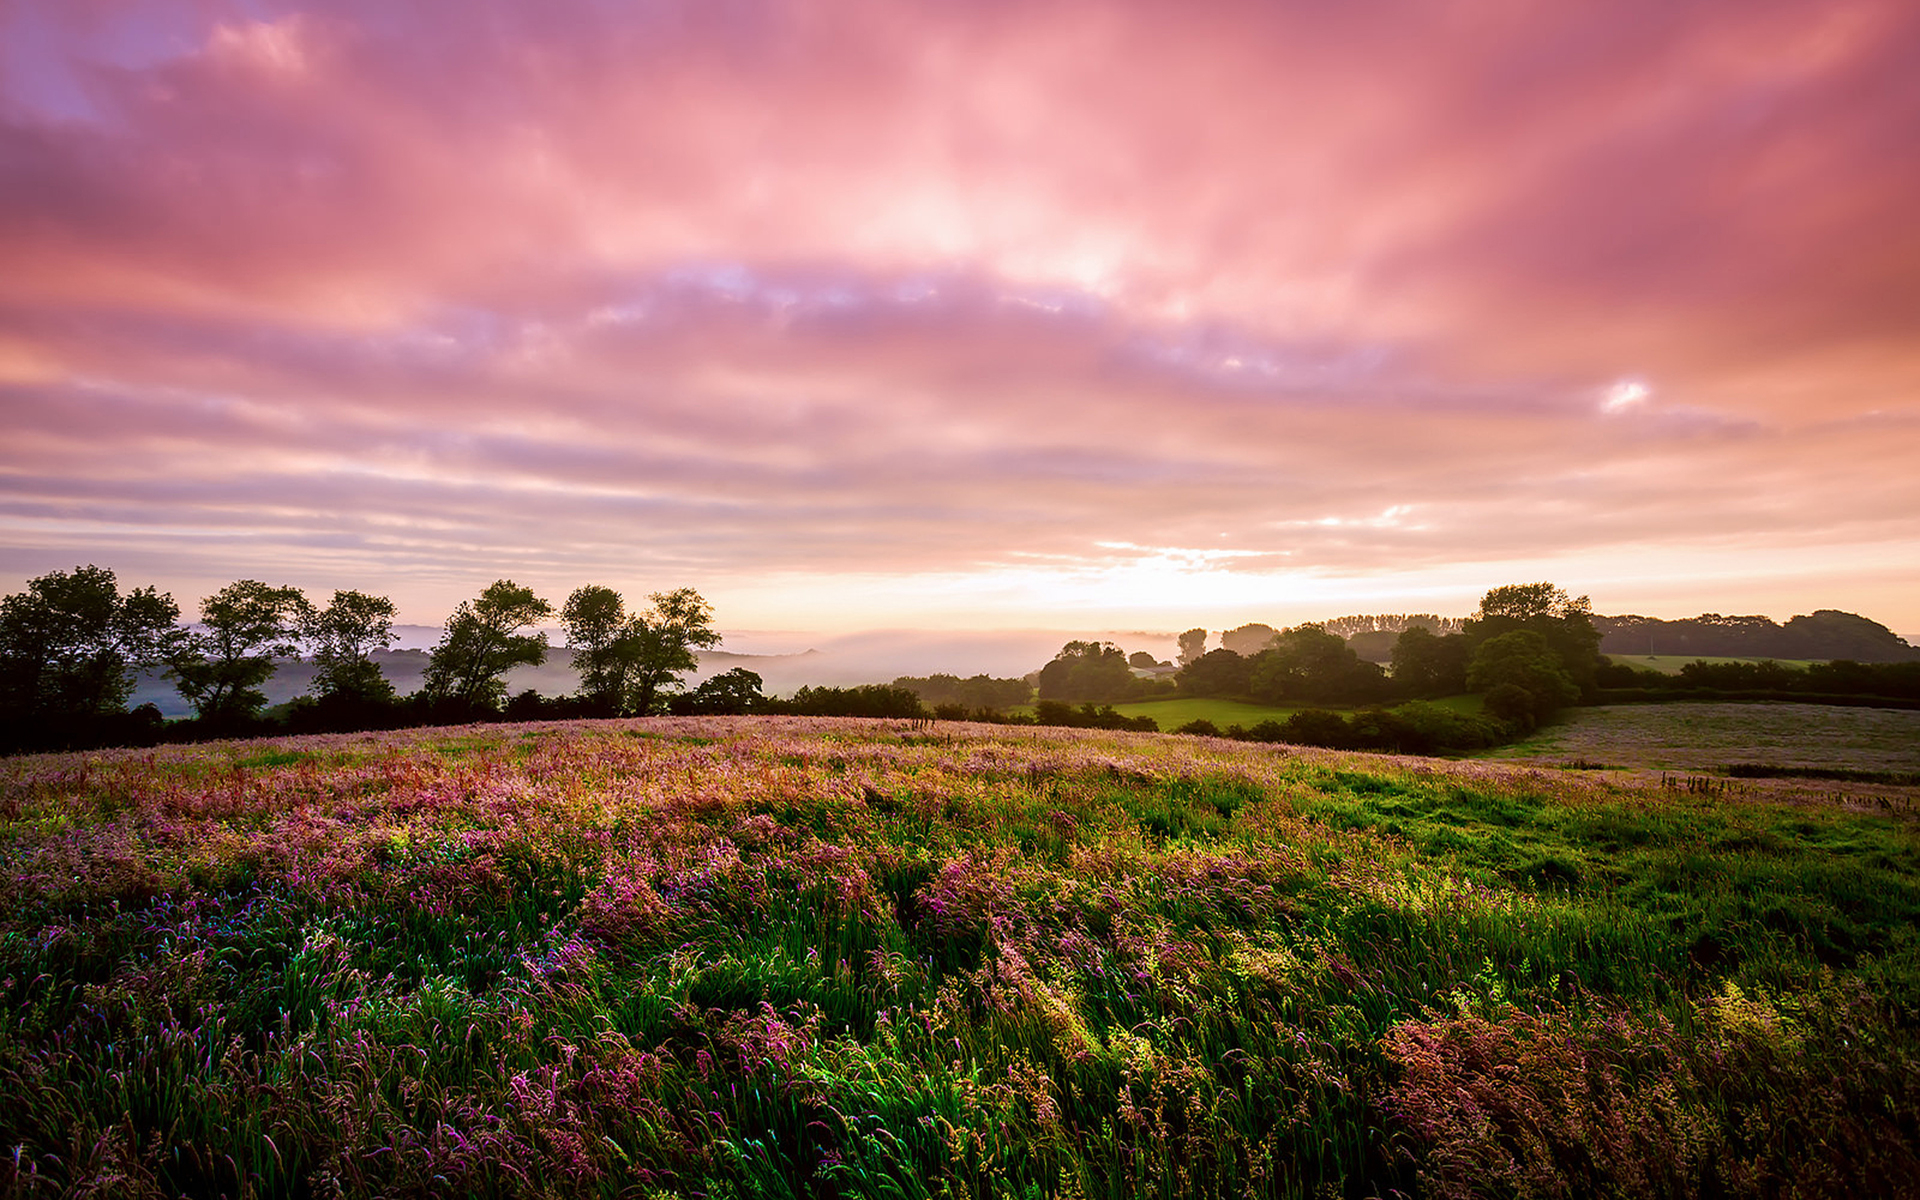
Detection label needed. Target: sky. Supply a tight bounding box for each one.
[4,0,1918,644]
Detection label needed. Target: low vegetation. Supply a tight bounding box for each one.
[3,718,1916,1197]
[1495,702,1920,776]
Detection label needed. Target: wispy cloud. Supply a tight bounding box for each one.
[3,0,1918,628]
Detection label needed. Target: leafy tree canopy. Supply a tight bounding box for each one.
[1220,623,1279,657]
[1467,629,1580,728]
[1176,628,1208,667]
[1390,625,1470,698]
[1466,582,1602,695]
[302,589,398,703]
[1476,583,1591,623]
[0,565,180,723]
[170,580,311,725]
[1178,647,1253,698]
[561,585,719,716]
[423,580,554,710]
[1248,625,1385,704]
[1037,640,1138,705]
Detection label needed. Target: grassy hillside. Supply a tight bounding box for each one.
[2,718,1916,1197]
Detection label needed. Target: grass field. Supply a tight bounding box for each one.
[1496,702,1920,774]
[2,716,1917,1197]
[1602,654,1814,676]
[1109,694,1486,729]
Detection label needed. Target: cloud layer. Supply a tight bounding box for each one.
[4,0,1919,630]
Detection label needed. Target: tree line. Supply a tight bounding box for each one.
[0,568,727,753]
[1034,583,1606,731]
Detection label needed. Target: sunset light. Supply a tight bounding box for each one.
[2,0,1917,637]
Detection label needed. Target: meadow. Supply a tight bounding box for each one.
[1105,695,1485,731]
[1496,702,1920,775]
[2,716,1917,1198]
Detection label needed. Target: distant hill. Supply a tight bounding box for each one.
[1594,610,1920,663]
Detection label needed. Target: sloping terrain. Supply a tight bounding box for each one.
[2,718,1916,1198]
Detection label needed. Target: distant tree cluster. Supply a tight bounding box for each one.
[1317,613,1468,640]
[1595,610,1919,662]
[1170,583,1605,730]
[1035,641,1175,705]
[0,567,724,753]
[891,673,1033,716]
[1173,699,1508,754]
[1597,657,1920,703]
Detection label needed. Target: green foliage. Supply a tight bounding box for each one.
[0,565,180,741]
[1247,625,1387,705]
[302,589,398,703]
[778,684,929,718]
[170,579,312,725]
[1219,622,1279,656]
[1469,630,1581,728]
[1391,625,1470,698]
[1465,582,1603,698]
[1037,641,1139,704]
[892,673,1032,713]
[560,584,721,715]
[422,580,555,710]
[1178,647,1253,698]
[674,667,768,715]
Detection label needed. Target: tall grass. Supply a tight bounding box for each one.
[1,716,1915,1197]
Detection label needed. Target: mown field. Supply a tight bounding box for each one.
[1497,702,1920,775]
[3,717,1918,1198]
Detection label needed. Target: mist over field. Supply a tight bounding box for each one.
[126,626,1186,718]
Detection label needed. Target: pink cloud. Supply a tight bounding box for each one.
[3,0,1918,628]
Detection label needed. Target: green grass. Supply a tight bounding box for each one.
[1,718,1916,1197]
[1109,697,1308,727]
[1607,654,1815,676]
[1110,694,1484,729]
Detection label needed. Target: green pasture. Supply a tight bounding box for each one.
[1109,696,1304,727]
[1604,654,1814,676]
[1109,693,1486,730]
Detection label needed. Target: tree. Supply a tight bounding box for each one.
[1178,648,1253,697]
[1221,622,1279,657]
[1036,641,1137,704]
[1127,650,1160,669]
[559,585,720,715]
[1467,629,1579,727]
[1476,583,1590,623]
[892,673,1032,712]
[0,565,180,737]
[1391,625,1470,697]
[1176,628,1209,667]
[170,580,313,725]
[1465,582,1602,696]
[560,584,632,711]
[422,580,554,710]
[302,589,398,703]
[1247,624,1384,704]
[676,667,765,715]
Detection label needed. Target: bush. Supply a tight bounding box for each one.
[1282,709,1354,748]
[1483,682,1543,729]
[1172,718,1222,737]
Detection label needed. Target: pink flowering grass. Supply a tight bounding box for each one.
[0,716,1916,1197]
